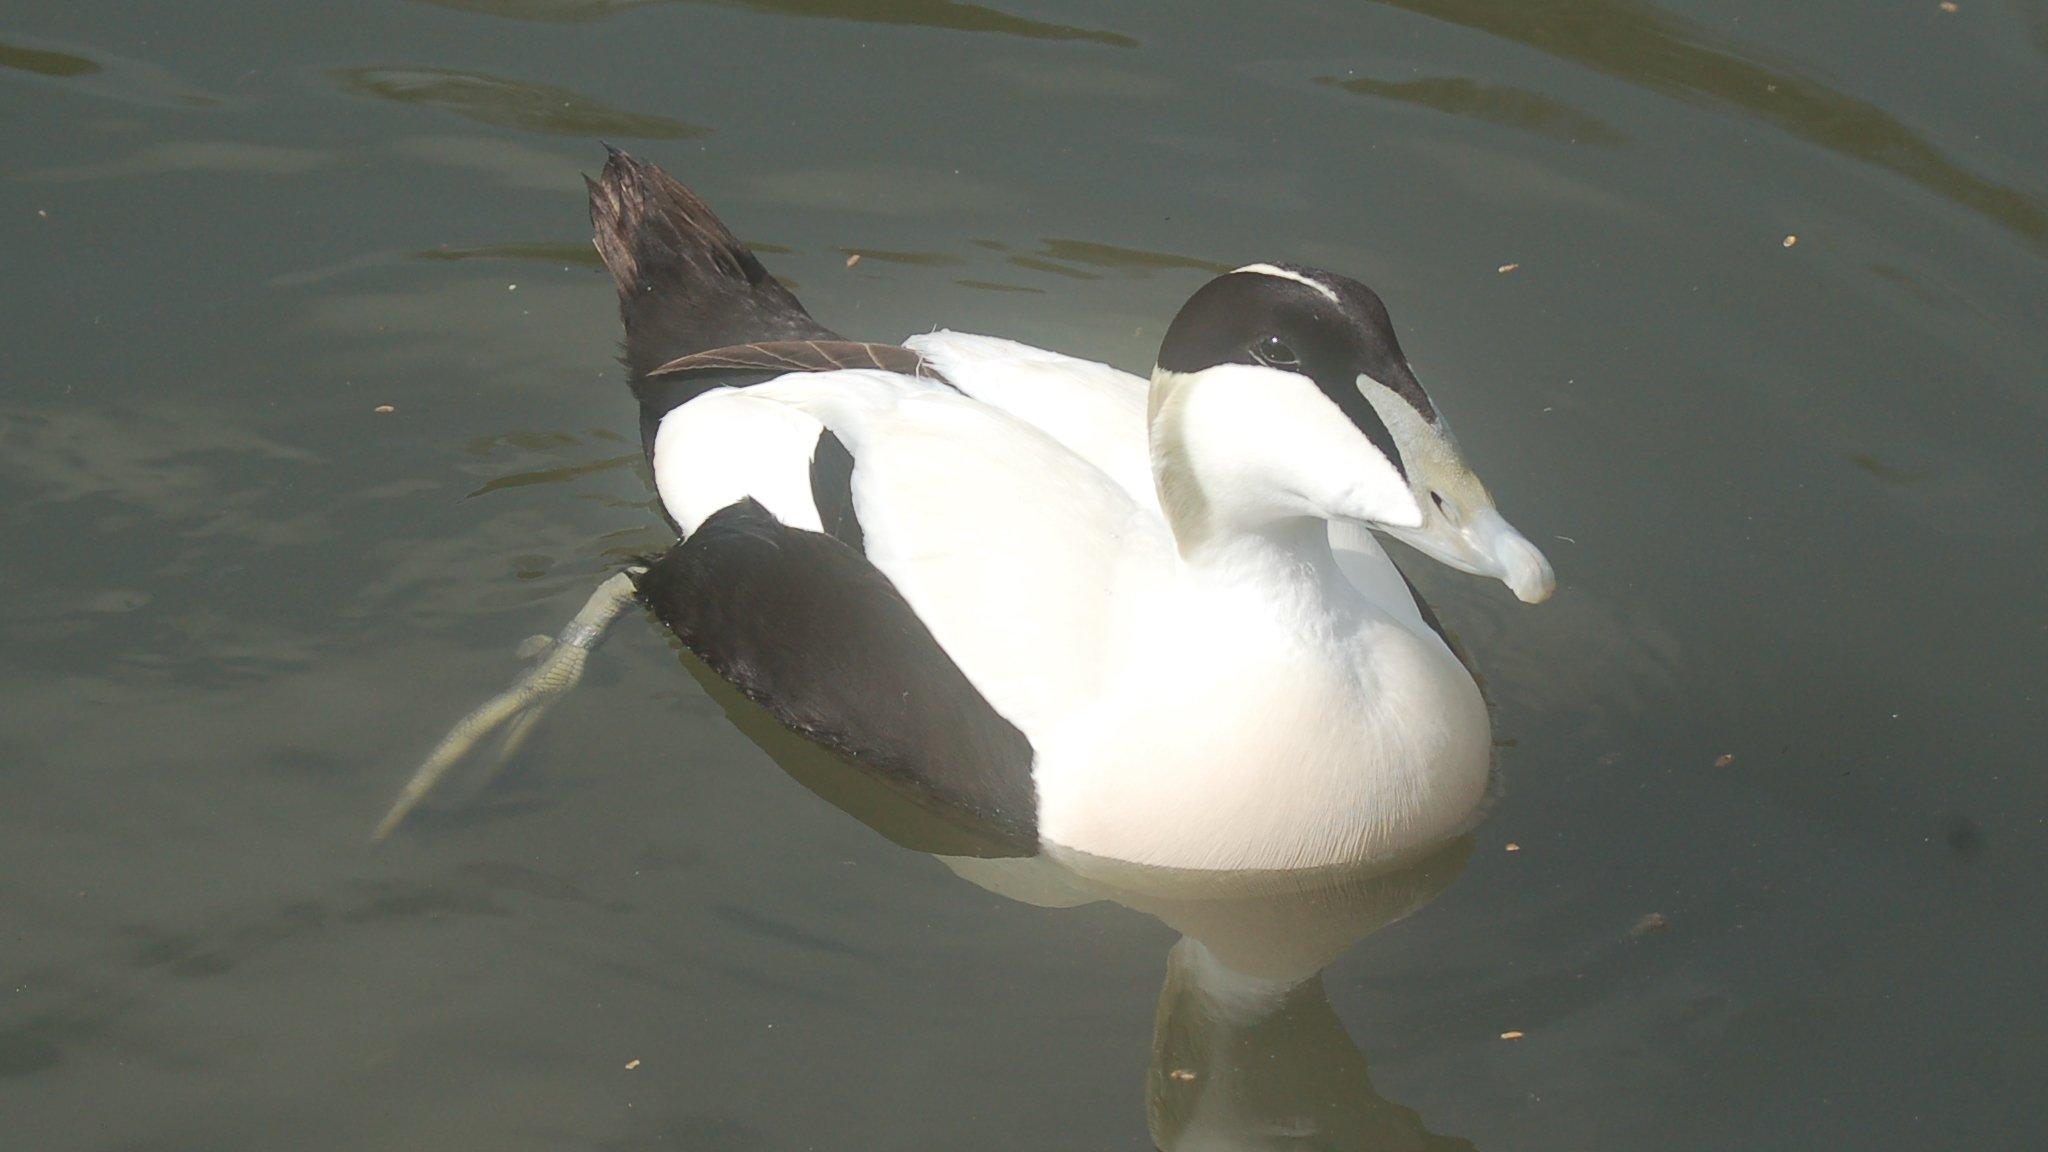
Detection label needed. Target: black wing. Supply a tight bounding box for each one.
[635,499,1039,855]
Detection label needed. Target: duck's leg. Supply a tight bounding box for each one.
[372,567,647,841]
[490,695,554,764]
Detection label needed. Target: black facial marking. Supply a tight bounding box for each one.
[1155,266,1440,480]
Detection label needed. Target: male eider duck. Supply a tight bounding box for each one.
[379,149,1554,874]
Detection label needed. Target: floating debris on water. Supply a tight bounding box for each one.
[1631,912,1671,936]
[1499,1030,1525,1041]
[1497,262,1520,273]
[1714,753,1735,768]
[374,404,396,413]
[845,253,861,268]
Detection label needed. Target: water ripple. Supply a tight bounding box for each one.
[1374,0,2047,245]
[332,66,709,139]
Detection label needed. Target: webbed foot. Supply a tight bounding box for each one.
[372,567,646,841]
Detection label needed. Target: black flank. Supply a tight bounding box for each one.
[634,500,1039,850]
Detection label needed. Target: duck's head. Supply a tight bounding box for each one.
[1149,263,1554,603]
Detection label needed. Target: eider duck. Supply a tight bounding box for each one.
[379,149,1553,875]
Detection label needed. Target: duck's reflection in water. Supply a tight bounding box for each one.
[680,640,1479,1150]
[1152,875,1476,1150]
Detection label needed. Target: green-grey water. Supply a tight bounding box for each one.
[3,2,2043,1148]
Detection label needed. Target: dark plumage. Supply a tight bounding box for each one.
[634,501,1038,850]
[592,150,1039,850]
[588,146,841,457]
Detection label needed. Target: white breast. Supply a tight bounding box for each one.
[1032,564,1491,872]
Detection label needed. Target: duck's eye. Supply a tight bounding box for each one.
[1250,335,1299,368]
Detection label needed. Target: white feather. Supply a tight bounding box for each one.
[904,333,1429,631]
[1032,545,1489,870]
[650,340,1488,872]
[1151,364,1422,538]
[651,388,824,535]
[905,331,1160,512]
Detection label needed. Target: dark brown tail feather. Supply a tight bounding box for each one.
[587,148,839,429]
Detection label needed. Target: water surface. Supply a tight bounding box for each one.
[3,2,2043,1148]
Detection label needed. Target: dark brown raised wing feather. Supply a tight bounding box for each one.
[648,339,944,383]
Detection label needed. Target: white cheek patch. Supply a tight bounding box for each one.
[1341,456,1425,529]
[1170,365,1421,529]
[1278,372,1420,528]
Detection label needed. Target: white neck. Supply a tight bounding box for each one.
[1167,517,1375,662]
[1148,397,1393,650]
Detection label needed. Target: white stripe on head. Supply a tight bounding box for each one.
[1230,263,1341,304]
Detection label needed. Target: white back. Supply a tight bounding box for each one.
[906,331,1160,513]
